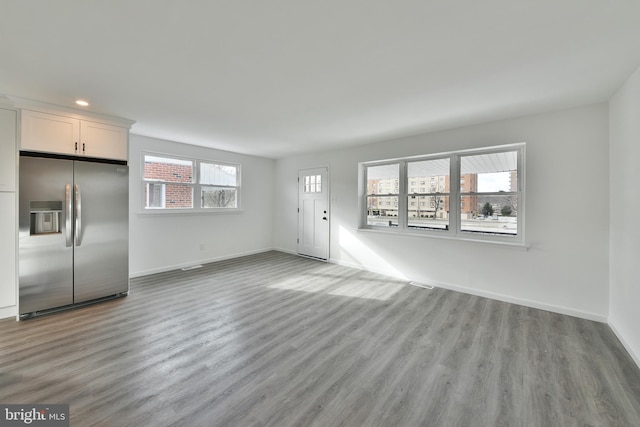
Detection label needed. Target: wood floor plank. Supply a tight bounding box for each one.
[1,251,639,426]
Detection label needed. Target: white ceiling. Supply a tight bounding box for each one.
[1,1,640,159]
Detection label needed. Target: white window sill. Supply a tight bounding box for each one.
[356,227,529,250]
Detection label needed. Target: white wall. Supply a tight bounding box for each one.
[609,66,640,367]
[274,104,610,321]
[129,134,275,276]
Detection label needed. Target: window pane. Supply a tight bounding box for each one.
[200,163,237,186]
[145,183,193,209]
[146,183,164,208]
[144,155,194,183]
[460,151,517,192]
[407,158,449,193]
[367,164,399,195]
[366,196,398,227]
[202,187,237,208]
[407,195,449,230]
[460,195,517,235]
[303,174,322,193]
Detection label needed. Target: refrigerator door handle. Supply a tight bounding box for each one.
[65,184,72,247]
[75,184,82,247]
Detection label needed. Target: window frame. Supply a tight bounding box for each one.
[364,161,401,228]
[141,151,242,214]
[406,156,451,231]
[359,143,525,245]
[199,161,241,209]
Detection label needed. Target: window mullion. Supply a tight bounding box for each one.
[194,160,199,210]
[517,146,525,240]
[398,160,408,230]
[362,165,368,228]
[450,154,460,235]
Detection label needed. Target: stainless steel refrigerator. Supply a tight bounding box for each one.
[19,154,129,317]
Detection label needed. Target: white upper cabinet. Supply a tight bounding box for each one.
[21,109,130,161]
[21,110,80,156]
[80,120,128,160]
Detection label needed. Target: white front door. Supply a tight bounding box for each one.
[298,167,329,260]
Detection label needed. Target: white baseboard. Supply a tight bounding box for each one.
[329,257,409,280]
[273,247,297,256]
[608,320,640,370]
[329,257,606,323]
[0,305,18,320]
[429,278,607,323]
[129,248,274,278]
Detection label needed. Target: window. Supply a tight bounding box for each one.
[143,153,240,212]
[365,163,399,227]
[200,162,239,208]
[147,182,166,208]
[407,158,449,230]
[304,175,322,193]
[460,151,517,235]
[360,144,524,244]
[143,155,194,209]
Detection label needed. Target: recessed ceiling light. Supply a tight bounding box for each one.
[75,100,89,107]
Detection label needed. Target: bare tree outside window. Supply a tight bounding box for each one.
[200,162,240,209]
[202,187,237,208]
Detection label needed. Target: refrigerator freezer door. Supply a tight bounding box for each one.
[73,161,129,303]
[19,157,74,314]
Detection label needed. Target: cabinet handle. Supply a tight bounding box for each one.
[75,142,78,151]
[82,143,85,152]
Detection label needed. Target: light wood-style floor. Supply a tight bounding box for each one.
[1,251,639,426]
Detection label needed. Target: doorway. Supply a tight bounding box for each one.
[298,167,329,260]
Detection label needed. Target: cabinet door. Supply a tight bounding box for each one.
[80,120,128,161]
[21,110,80,156]
[0,108,17,191]
[0,192,16,310]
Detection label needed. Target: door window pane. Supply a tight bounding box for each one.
[304,175,322,193]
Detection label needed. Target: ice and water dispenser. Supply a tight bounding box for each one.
[29,201,62,235]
